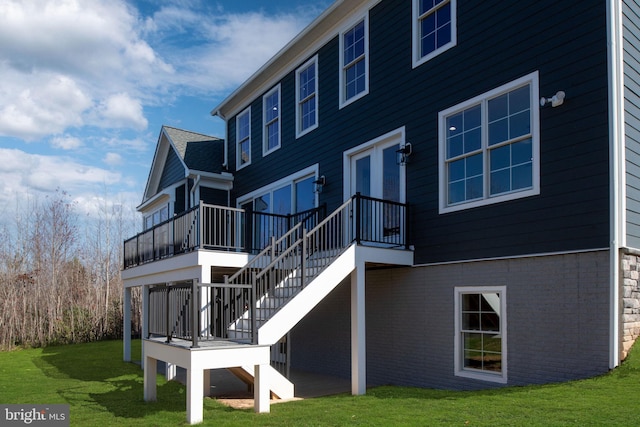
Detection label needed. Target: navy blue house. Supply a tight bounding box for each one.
[122,0,640,422]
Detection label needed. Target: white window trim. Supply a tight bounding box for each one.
[236,107,251,170]
[237,164,319,209]
[339,14,370,109]
[296,55,319,138]
[263,84,281,157]
[438,71,540,214]
[454,285,508,384]
[412,0,457,68]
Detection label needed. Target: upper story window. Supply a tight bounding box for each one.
[263,85,281,156]
[413,0,456,68]
[454,286,507,383]
[296,56,318,138]
[438,72,540,213]
[236,107,251,169]
[340,16,369,108]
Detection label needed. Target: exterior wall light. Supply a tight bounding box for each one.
[540,91,565,107]
[313,175,326,193]
[396,142,412,166]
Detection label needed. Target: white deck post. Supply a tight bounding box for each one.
[186,366,204,424]
[123,286,132,362]
[254,363,271,413]
[351,261,366,395]
[143,355,157,401]
[166,363,177,381]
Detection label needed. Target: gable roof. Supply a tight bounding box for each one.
[162,126,224,174]
[140,126,225,207]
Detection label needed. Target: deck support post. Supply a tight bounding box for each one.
[142,284,150,362]
[254,363,271,413]
[187,365,204,424]
[123,286,132,362]
[203,369,212,396]
[143,355,157,402]
[351,260,366,395]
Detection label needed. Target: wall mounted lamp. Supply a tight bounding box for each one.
[540,91,565,108]
[396,143,413,166]
[313,175,326,193]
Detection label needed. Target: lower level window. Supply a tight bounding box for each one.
[455,286,507,383]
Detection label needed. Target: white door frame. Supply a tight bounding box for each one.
[343,126,407,203]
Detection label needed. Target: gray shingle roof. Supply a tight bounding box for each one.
[163,126,225,174]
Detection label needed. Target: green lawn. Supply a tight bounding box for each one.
[1,340,640,426]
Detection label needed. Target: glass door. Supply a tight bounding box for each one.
[349,138,404,245]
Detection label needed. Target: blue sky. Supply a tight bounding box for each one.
[0,0,331,227]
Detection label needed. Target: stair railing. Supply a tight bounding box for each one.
[191,195,407,347]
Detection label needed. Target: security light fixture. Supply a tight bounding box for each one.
[396,143,413,166]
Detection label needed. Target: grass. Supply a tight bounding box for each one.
[1,340,640,426]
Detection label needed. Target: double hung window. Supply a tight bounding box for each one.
[236,108,251,168]
[340,16,368,107]
[263,85,281,155]
[413,0,456,67]
[455,286,507,383]
[296,56,318,138]
[439,72,539,213]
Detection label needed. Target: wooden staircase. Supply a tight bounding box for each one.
[217,195,411,397]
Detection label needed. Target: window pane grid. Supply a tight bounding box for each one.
[461,292,502,374]
[419,0,451,58]
[343,19,366,102]
[297,61,317,134]
[266,122,279,151]
[264,89,279,152]
[237,111,250,166]
[444,82,534,207]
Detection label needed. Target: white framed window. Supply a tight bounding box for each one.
[340,15,369,108]
[438,71,540,213]
[296,56,319,138]
[263,85,281,156]
[236,107,251,169]
[144,204,169,230]
[238,165,319,251]
[412,0,456,68]
[454,286,507,383]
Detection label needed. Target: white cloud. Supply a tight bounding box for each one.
[104,152,123,167]
[0,0,169,139]
[0,74,91,140]
[0,0,326,229]
[94,93,149,131]
[51,135,84,150]
[147,6,319,93]
[0,1,318,140]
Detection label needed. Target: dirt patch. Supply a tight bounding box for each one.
[213,397,303,409]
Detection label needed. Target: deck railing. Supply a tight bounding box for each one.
[124,204,325,269]
[146,194,409,345]
[145,194,408,384]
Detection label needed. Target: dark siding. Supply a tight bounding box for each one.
[158,149,185,191]
[200,186,228,206]
[227,0,610,264]
[175,184,186,214]
[624,0,640,249]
